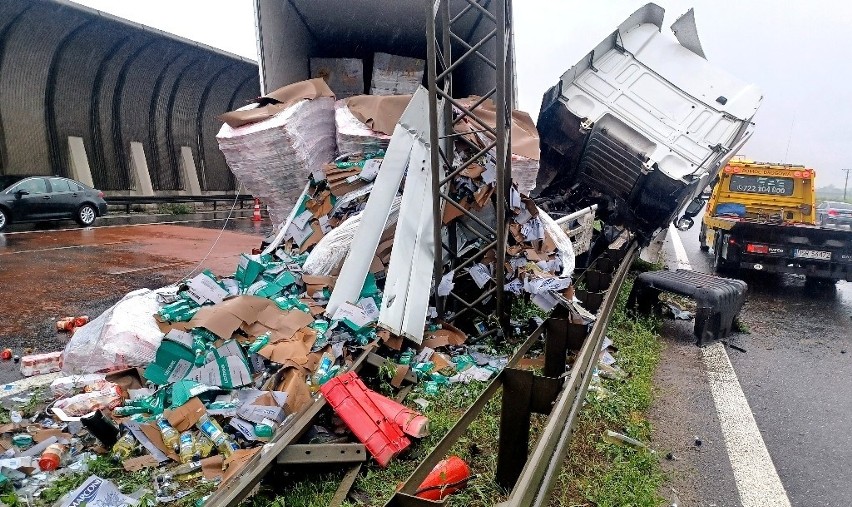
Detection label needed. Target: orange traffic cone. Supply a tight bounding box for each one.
[415,455,471,500]
[252,198,262,222]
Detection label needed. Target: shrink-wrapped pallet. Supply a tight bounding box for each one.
[311,58,364,98]
[217,79,337,223]
[370,53,424,96]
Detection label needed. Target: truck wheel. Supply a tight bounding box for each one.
[713,234,730,275]
[699,224,709,251]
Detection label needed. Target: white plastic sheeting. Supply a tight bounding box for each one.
[539,207,576,276]
[62,289,165,374]
[303,197,402,276]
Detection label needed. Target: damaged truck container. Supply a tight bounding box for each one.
[535,4,762,242]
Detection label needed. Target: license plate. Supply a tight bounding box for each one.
[794,249,831,260]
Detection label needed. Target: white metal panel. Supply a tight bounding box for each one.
[379,141,434,340]
[670,9,706,59]
[378,95,444,343]
[326,87,431,315]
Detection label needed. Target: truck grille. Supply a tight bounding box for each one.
[579,132,644,199]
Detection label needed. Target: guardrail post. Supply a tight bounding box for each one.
[496,368,533,489]
[544,307,588,377]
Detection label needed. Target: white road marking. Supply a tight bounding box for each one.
[668,223,693,270]
[668,228,791,507]
[702,342,791,507]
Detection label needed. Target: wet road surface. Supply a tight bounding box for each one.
[0,213,272,383]
[652,218,852,507]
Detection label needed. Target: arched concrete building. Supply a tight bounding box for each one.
[0,0,260,194]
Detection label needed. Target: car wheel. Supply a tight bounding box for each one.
[0,208,7,232]
[76,204,97,226]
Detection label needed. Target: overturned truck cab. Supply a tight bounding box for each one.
[535,3,762,243]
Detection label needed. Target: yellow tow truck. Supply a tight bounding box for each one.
[699,159,852,283]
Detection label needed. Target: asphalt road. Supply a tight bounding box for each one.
[0,212,272,384]
[652,219,852,507]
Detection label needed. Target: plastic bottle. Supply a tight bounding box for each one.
[194,434,214,458]
[310,353,334,393]
[38,443,67,471]
[179,432,197,464]
[167,460,201,477]
[195,414,239,457]
[111,431,137,461]
[156,417,181,453]
[112,405,148,417]
[602,430,647,449]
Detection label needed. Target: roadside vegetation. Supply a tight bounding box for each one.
[549,275,664,507]
[248,270,665,507]
[158,203,195,215]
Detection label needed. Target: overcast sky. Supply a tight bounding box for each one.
[72,0,850,188]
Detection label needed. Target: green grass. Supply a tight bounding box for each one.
[0,454,215,507]
[158,203,195,215]
[550,276,665,507]
[243,276,665,507]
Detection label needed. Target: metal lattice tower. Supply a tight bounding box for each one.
[425,0,514,334]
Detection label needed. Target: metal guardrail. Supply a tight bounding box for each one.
[205,216,637,507]
[385,240,637,507]
[105,194,255,213]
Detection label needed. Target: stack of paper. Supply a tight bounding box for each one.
[217,98,336,223]
[335,100,392,155]
[370,53,424,96]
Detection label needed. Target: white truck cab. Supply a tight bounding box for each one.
[536,4,762,242]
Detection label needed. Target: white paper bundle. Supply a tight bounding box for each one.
[512,155,540,196]
[370,53,424,96]
[335,100,391,155]
[217,98,336,223]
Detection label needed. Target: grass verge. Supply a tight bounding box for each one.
[246,275,664,507]
[549,276,664,507]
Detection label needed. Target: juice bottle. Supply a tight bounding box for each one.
[178,431,197,464]
[195,414,239,457]
[156,417,180,453]
[38,444,66,471]
[111,431,137,461]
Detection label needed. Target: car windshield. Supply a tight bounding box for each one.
[7,178,48,194]
[830,202,852,210]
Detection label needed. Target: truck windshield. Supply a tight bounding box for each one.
[728,175,794,196]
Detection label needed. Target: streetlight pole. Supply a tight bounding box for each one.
[843,168,852,202]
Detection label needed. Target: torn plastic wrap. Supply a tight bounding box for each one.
[335,100,391,155]
[539,207,576,276]
[62,289,166,374]
[335,95,413,155]
[303,196,402,277]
